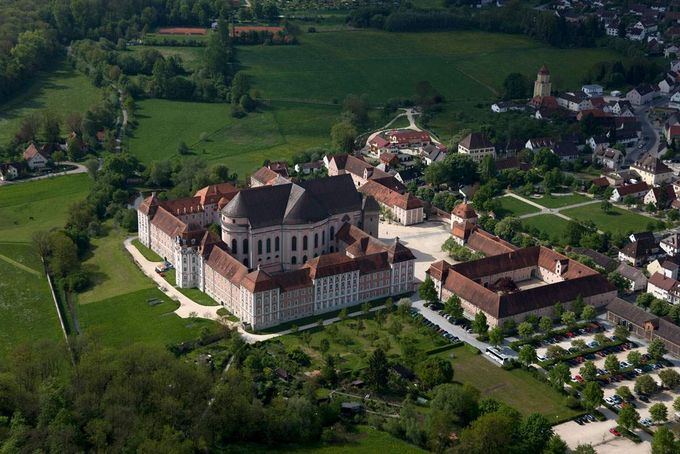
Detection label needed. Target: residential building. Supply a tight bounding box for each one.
[626,84,658,105]
[615,262,648,293]
[357,180,424,226]
[610,182,649,203]
[551,142,579,161]
[457,133,495,162]
[556,92,592,112]
[250,166,289,187]
[593,147,624,170]
[643,185,676,208]
[661,233,680,256]
[294,161,323,174]
[647,273,680,304]
[0,162,20,181]
[618,236,660,266]
[582,84,604,97]
[630,154,675,186]
[22,143,49,170]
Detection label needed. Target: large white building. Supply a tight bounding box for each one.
[137,175,416,329]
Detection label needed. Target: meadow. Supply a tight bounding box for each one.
[497,196,540,218]
[0,242,64,358]
[276,426,426,453]
[521,214,571,242]
[531,193,593,209]
[0,174,92,242]
[0,61,101,143]
[561,204,654,235]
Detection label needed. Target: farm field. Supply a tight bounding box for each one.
[238,31,618,105]
[0,61,101,143]
[561,204,653,235]
[497,196,541,217]
[0,242,64,359]
[0,174,92,242]
[522,214,571,241]
[128,98,339,178]
[438,347,581,421]
[77,287,219,349]
[530,193,592,208]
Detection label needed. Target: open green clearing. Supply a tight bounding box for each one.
[130,45,206,72]
[521,215,571,241]
[530,193,592,209]
[497,196,541,217]
[276,426,425,453]
[163,269,220,306]
[128,99,338,178]
[132,238,164,262]
[78,229,154,304]
[0,61,102,143]
[0,174,92,241]
[438,347,580,421]
[77,287,219,349]
[561,204,653,235]
[0,242,64,359]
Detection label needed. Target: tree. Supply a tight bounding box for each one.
[177,141,190,155]
[426,384,479,448]
[330,122,357,153]
[600,200,613,213]
[560,311,576,328]
[472,312,489,336]
[546,345,567,360]
[539,316,553,333]
[48,232,80,278]
[479,155,497,183]
[518,321,534,339]
[419,277,438,305]
[444,294,463,320]
[635,374,658,395]
[518,345,537,366]
[604,354,620,374]
[608,271,629,294]
[659,369,680,390]
[543,435,568,454]
[494,217,521,241]
[618,386,633,401]
[502,72,530,99]
[580,361,597,382]
[636,293,655,309]
[365,348,389,391]
[42,111,60,144]
[617,404,639,430]
[581,382,603,412]
[627,350,642,367]
[416,357,453,390]
[338,308,348,322]
[319,338,330,354]
[581,305,596,322]
[457,411,515,454]
[650,403,668,423]
[488,327,503,346]
[572,294,585,317]
[573,444,597,454]
[649,338,668,361]
[614,324,629,341]
[651,427,677,454]
[518,413,553,453]
[553,302,564,318]
[548,362,570,390]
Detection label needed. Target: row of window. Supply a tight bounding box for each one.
[230,227,337,256]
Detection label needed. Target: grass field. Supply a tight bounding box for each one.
[162,269,220,306]
[78,287,219,348]
[276,426,425,453]
[78,229,154,304]
[0,61,102,143]
[522,215,571,241]
[132,239,164,262]
[497,196,541,218]
[439,347,580,421]
[561,204,653,235]
[130,46,206,72]
[531,193,592,209]
[0,242,64,358]
[128,99,339,177]
[0,174,92,241]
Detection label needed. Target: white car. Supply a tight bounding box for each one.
[604,397,617,405]
[620,361,631,368]
[639,418,653,427]
[537,354,548,361]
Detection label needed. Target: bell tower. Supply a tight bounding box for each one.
[533,65,551,98]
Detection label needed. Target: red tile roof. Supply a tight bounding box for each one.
[358,180,423,210]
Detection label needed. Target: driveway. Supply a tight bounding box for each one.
[412,299,490,353]
[0,161,87,186]
[378,220,453,282]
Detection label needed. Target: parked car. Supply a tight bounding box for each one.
[609,428,621,437]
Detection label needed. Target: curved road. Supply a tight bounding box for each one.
[0,161,87,186]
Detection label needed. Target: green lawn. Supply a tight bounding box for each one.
[162,269,220,306]
[0,242,64,359]
[497,196,541,218]
[0,174,92,241]
[127,99,339,178]
[0,61,102,143]
[78,230,154,304]
[132,238,164,262]
[531,193,592,209]
[438,347,580,421]
[522,215,571,242]
[77,287,219,349]
[130,46,206,72]
[561,204,654,235]
[276,426,425,453]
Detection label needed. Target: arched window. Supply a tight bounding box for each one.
[258,240,262,255]
[330,226,335,240]
[330,246,334,253]
[275,236,280,252]
[266,238,271,253]
[303,235,308,250]
[314,233,318,248]
[243,239,249,254]
[322,231,325,244]
[231,239,237,254]
[291,236,297,251]
[291,256,297,265]
[303,255,308,264]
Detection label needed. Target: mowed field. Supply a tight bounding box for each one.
[497,196,540,217]
[0,242,64,358]
[0,174,93,242]
[561,204,653,235]
[128,99,339,178]
[238,30,620,104]
[522,214,571,241]
[0,62,101,143]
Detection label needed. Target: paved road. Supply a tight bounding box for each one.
[629,95,668,162]
[0,162,87,186]
[412,299,491,352]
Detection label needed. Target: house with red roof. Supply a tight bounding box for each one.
[22,143,49,170]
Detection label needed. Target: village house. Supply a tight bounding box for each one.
[618,236,660,266]
[556,92,592,112]
[593,147,624,170]
[250,166,289,187]
[357,180,424,226]
[421,143,447,165]
[607,298,680,357]
[626,84,658,105]
[22,143,49,170]
[615,262,648,293]
[630,154,675,186]
[386,130,432,151]
[610,182,649,203]
[670,91,680,110]
[661,233,680,256]
[427,246,615,327]
[551,141,579,161]
[643,185,676,208]
[457,132,495,162]
[0,162,20,181]
[647,272,680,304]
[582,84,604,97]
[294,161,323,175]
